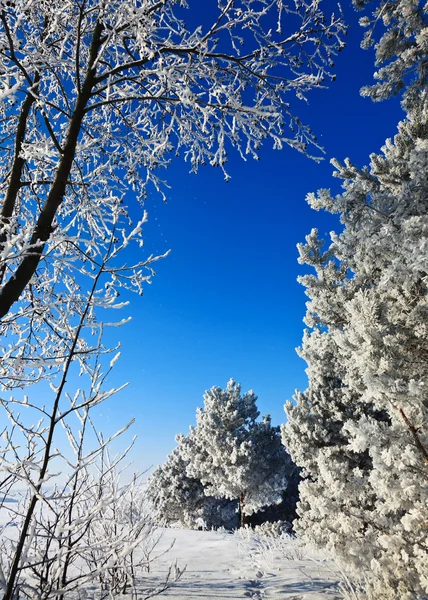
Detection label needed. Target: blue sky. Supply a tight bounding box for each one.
[92,1,404,470]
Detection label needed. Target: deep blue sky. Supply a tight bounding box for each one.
[94,1,404,470]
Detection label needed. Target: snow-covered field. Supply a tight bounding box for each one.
[0,504,345,599]
[148,528,344,600]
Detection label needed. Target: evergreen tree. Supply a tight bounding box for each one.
[180,379,294,527]
[282,3,428,595]
[283,95,428,599]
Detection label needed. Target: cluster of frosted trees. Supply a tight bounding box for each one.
[147,380,297,530]
[0,0,427,597]
[282,1,428,598]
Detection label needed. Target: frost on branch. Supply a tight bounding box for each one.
[0,222,181,599]
[356,0,428,105]
[0,0,345,339]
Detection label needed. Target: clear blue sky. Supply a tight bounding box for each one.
[93,1,404,470]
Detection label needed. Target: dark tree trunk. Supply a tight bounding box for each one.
[239,494,250,528]
[0,20,104,321]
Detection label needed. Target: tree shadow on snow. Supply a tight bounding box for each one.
[274,575,342,598]
[141,574,249,598]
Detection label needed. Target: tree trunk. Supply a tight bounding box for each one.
[0,20,104,320]
[239,494,249,528]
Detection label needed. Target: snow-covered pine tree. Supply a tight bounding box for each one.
[356,0,428,105]
[283,92,428,599]
[282,3,428,596]
[147,446,205,529]
[282,237,392,584]
[180,379,294,528]
[146,441,237,530]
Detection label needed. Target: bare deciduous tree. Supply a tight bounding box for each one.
[0,235,180,599]
[0,0,345,327]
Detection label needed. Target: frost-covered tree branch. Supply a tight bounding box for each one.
[355,0,428,104]
[0,0,345,330]
[0,229,180,599]
[280,3,428,596]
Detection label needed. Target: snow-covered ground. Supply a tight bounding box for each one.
[149,527,344,600]
[0,503,346,599]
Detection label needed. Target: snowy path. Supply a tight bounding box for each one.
[152,528,344,600]
[150,529,250,599]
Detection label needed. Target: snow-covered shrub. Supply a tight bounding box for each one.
[283,93,428,599]
[236,525,307,576]
[0,446,183,599]
[338,572,377,600]
[80,458,183,597]
[180,379,296,527]
[252,521,291,538]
